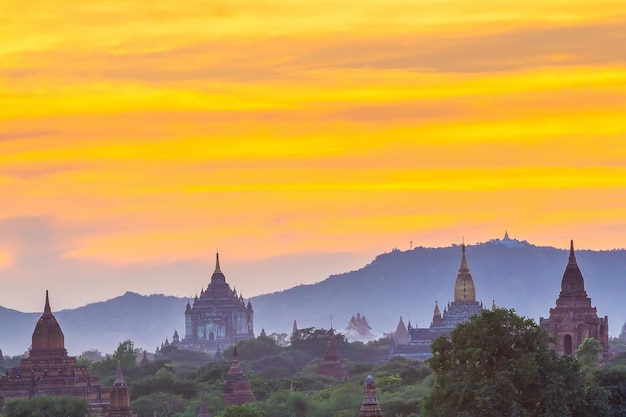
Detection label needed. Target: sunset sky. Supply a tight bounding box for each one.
[1,0,626,313]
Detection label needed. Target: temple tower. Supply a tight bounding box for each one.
[359,375,384,417]
[394,317,408,345]
[0,292,107,411]
[454,244,476,302]
[222,346,256,405]
[181,253,254,352]
[106,362,133,417]
[540,241,609,355]
[316,328,349,380]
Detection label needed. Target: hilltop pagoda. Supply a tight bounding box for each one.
[179,253,254,353]
[0,291,108,412]
[540,241,609,356]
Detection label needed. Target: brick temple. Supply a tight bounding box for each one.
[177,253,255,353]
[316,328,349,380]
[0,291,108,412]
[222,345,256,405]
[540,241,609,356]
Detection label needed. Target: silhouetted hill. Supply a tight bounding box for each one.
[1,240,625,356]
[0,292,186,356]
[252,240,626,340]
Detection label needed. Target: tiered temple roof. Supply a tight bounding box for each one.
[540,241,609,356]
[345,312,376,342]
[316,329,349,380]
[222,346,256,405]
[399,244,485,360]
[0,291,108,412]
[180,253,254,353]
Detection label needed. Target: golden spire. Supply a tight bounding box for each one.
[454,243,476,302]
[459,243,469,272]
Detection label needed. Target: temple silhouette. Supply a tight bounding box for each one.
[392,243,487,360]
[174,253,255,353]
[0,291,109,413]
[540,240,609,356]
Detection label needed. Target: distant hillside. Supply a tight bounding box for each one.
[252,240,626,340]
[0,292,186,356]
[1,240,625,356]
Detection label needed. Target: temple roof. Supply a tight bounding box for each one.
[191,252,249,312]
[210,252,226,284]
[561,240,586,293]
[30,291,67,358]
[453,244,477,302]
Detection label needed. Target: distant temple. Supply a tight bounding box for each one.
[222,345,256,405]
[359,375,384,417]
[345,312,376,342]
[0,291,108,412]
[384,317,408,345]
[177,253,254,353]
[394,244,486,360]
[106,362,134,417]
[540,241,609,356]
[316,328,349,380]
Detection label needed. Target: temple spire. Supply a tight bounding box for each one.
[568,240,577,265]
[215,252,222,273]
[114,360,126,385]
[43,290,52,317]
[459,243,469,272]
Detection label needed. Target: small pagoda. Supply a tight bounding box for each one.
[222,345,256,405]
[106,362,133,417]
[316,328,349,380]
[359,375,384,417]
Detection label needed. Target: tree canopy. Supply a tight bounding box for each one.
[424,308,610,417]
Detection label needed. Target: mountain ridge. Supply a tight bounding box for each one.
[1,238,624,356]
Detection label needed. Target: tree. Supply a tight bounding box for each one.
[594,367,626,417]
[3,396,89,417]
[113,339,139,369]
[219,403,266,417]
[576,337,604,370]
[424,308,610,417]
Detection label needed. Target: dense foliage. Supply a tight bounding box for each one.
[3,395,90,417]
[4,320,624,417]
[424,308,610,417]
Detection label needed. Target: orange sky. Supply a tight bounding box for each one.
[1,0,626,312]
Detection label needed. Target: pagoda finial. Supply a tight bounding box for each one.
[568,240,577,265]
[215,251,221,273]
[115,360,125,385]
[459,242,469,271]
[43,290,52,316]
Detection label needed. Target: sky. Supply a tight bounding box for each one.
[1,0,626,313]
